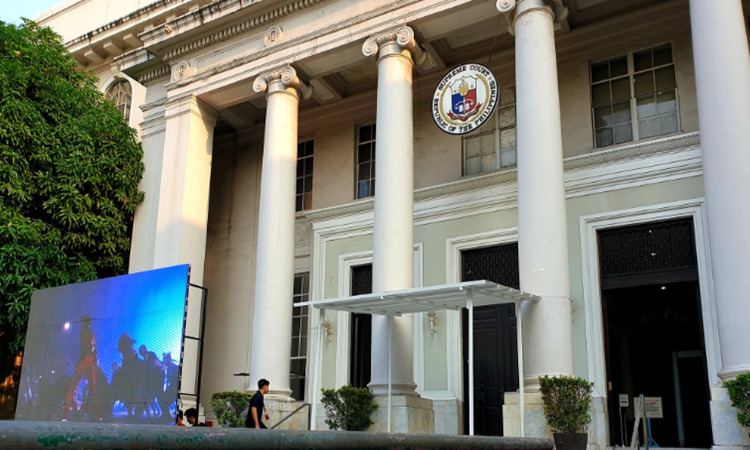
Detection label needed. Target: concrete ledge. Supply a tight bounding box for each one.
[0,421,554,449]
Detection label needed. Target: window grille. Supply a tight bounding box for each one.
[598,218,697,279]
[461,243,520,289]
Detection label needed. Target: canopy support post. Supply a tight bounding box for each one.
[311,308,325,430]
[467,288,474,436]
[516,300,525,438]
[388,315,393,433]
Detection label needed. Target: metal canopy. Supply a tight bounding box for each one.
[301,280,539,437]
[298,280,539,316]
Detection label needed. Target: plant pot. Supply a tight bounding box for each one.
[553,432,588,450]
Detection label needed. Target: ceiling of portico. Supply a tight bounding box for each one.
[207,0,680,131]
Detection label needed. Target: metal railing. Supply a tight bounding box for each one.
[270,402,311,429]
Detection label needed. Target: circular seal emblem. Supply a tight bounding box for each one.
[431,63,499,135]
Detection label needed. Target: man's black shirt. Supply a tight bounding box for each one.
[245,391,266,429]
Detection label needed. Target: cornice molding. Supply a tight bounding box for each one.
[150,0,326,62]
[139,65,171,84]
[305,132,701,222]
[162,0,452,92]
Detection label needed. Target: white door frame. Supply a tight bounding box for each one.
[334,244,424,389]
[579,197,721,405]
[444,227,519,401]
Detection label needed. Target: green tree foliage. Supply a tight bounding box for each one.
[723,372,750,429]
[539,375,594,434]
[0,20,144,355]
[210,391,255,428]
[320,385,378,431]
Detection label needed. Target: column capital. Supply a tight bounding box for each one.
[497,0,568,35]
[362,25,427,65]
[253,65,313,100]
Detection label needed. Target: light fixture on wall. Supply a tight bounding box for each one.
[427,312,439,335]
[322,316,334,343]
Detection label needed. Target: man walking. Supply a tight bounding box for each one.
[246,379,270,429]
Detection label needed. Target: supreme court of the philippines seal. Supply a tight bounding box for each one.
[432,63,499,135]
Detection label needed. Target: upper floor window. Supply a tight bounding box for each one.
[591,43,678,149]
[296,140,314,212]
[290,273,310,401]
[106,79,132,121]
[356,124,376,199]
[463,86,516,176]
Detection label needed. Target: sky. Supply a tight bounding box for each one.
[1,0,65,24]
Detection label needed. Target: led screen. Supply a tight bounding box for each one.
[15,265,189,425]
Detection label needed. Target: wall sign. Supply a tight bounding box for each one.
[432,63,498,135]
[644,397,664,418]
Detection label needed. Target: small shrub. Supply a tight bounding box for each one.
[320,385,378,431]
[723,372,750,428]
[539,375,594,434]
[210,391,255,428]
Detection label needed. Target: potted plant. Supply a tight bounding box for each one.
[723,372,750,437]
[539,375,594,450]
[320,385,378,431]
[210,390,255,428]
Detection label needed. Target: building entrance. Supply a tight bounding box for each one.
[598,219,712,448]
[349,264,372,388]
[461,243,520,436]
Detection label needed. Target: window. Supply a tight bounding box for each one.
[356,124,376,199]
[591,43,678,148]
[290,273,309,401]
[106,79,133,121]
[463,86,516,176]
[296,140,314,212]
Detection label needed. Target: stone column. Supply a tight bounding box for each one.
[362,26,425,398]
[689,2,750,448]
[498,0,574,388]
[249,66,312,401]
[146,95,217,405]
[689,0,750,382]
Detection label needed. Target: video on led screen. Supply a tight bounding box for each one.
[15,265,189,425]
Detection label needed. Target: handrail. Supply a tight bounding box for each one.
[271,402,311,429]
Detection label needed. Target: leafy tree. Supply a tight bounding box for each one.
[0,20,144,355]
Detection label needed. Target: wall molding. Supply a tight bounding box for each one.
[305,132,702,224]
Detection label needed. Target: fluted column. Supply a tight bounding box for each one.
[249,66,312,400]
[689,0,750,381]
[363,27,425,396]
[497,0,574,389]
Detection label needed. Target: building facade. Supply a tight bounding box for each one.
[35,0,750,448]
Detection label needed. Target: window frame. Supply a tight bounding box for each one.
[589,41,680,149]
[290,272,310,401]
[355,123,376,199]
[461,85,517,177]
[295,138,314,212]
[105,79,133,122]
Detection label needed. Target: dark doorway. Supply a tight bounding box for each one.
[350,264,372,388]
[599,219,713,448]
[461,243,520,436]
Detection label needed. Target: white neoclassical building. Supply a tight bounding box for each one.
[34,0,750,448]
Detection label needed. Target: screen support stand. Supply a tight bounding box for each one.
[178,284,208,416]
